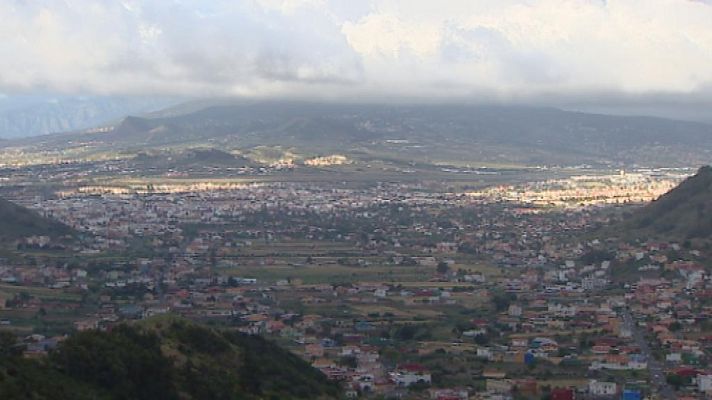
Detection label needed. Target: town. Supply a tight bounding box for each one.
[3,2,712,398]
[0,165,710,400]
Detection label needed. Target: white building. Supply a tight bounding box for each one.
[392,365,432,387]
[699,374,712,393]
[374,288,388,298]
[589,380,617,396]
[477,347,493,360]
[508,304,522,317]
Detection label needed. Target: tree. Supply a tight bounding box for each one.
[0,330,22,357]
[474,334,489,345]
[491,289,516,312]
[436,262,450,275]
[666,374,685,389]
[338,356,357,369]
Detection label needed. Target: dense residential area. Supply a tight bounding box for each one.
[0,165,710,399]
[3,2,712,399]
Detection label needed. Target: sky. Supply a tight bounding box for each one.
[1,0,712,114]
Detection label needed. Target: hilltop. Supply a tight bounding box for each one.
[614,166,712,240]
[6,102,712,168]
[0,197,74,241]
[0,316,339,400]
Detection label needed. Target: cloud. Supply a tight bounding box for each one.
[0,0,711,102]
[340,0,712,99]
[0,0,362,97]
[254,0,327,15]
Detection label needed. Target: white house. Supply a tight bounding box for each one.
[392,364,432,387]
[627,355,648,370]
[355,374,375,392]
[589,380,617,396]
[508,304,522,317]
[699,374,712,393]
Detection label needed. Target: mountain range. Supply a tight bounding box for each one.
[0,96,176,139]
[3,101,712,168]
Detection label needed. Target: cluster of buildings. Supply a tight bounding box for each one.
[0,173,710,399]
[470,170,688,207]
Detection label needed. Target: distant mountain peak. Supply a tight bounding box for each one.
[0,96,177,139]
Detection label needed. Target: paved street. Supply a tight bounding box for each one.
[622,308,675,400]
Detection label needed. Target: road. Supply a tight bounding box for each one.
[621,308,675,400]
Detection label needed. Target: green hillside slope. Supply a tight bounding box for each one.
[0,197,73,240]
[617,165,712,240]
[0,316,339,400]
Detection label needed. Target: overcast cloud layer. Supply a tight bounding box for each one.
[2,0,712,103]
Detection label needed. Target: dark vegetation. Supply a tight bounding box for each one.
[617,166,712,240]
[0,197,74,241]
[0,316,339,400]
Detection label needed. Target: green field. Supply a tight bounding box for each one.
[0,284,82,302]
[223,264,436,284]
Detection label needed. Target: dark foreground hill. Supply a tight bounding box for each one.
[0,316,339,400]
[0,197,74,240]
[615,166,712,240]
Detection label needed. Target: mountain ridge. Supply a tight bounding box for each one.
[4,102,712,167]
[0,96,177,139]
